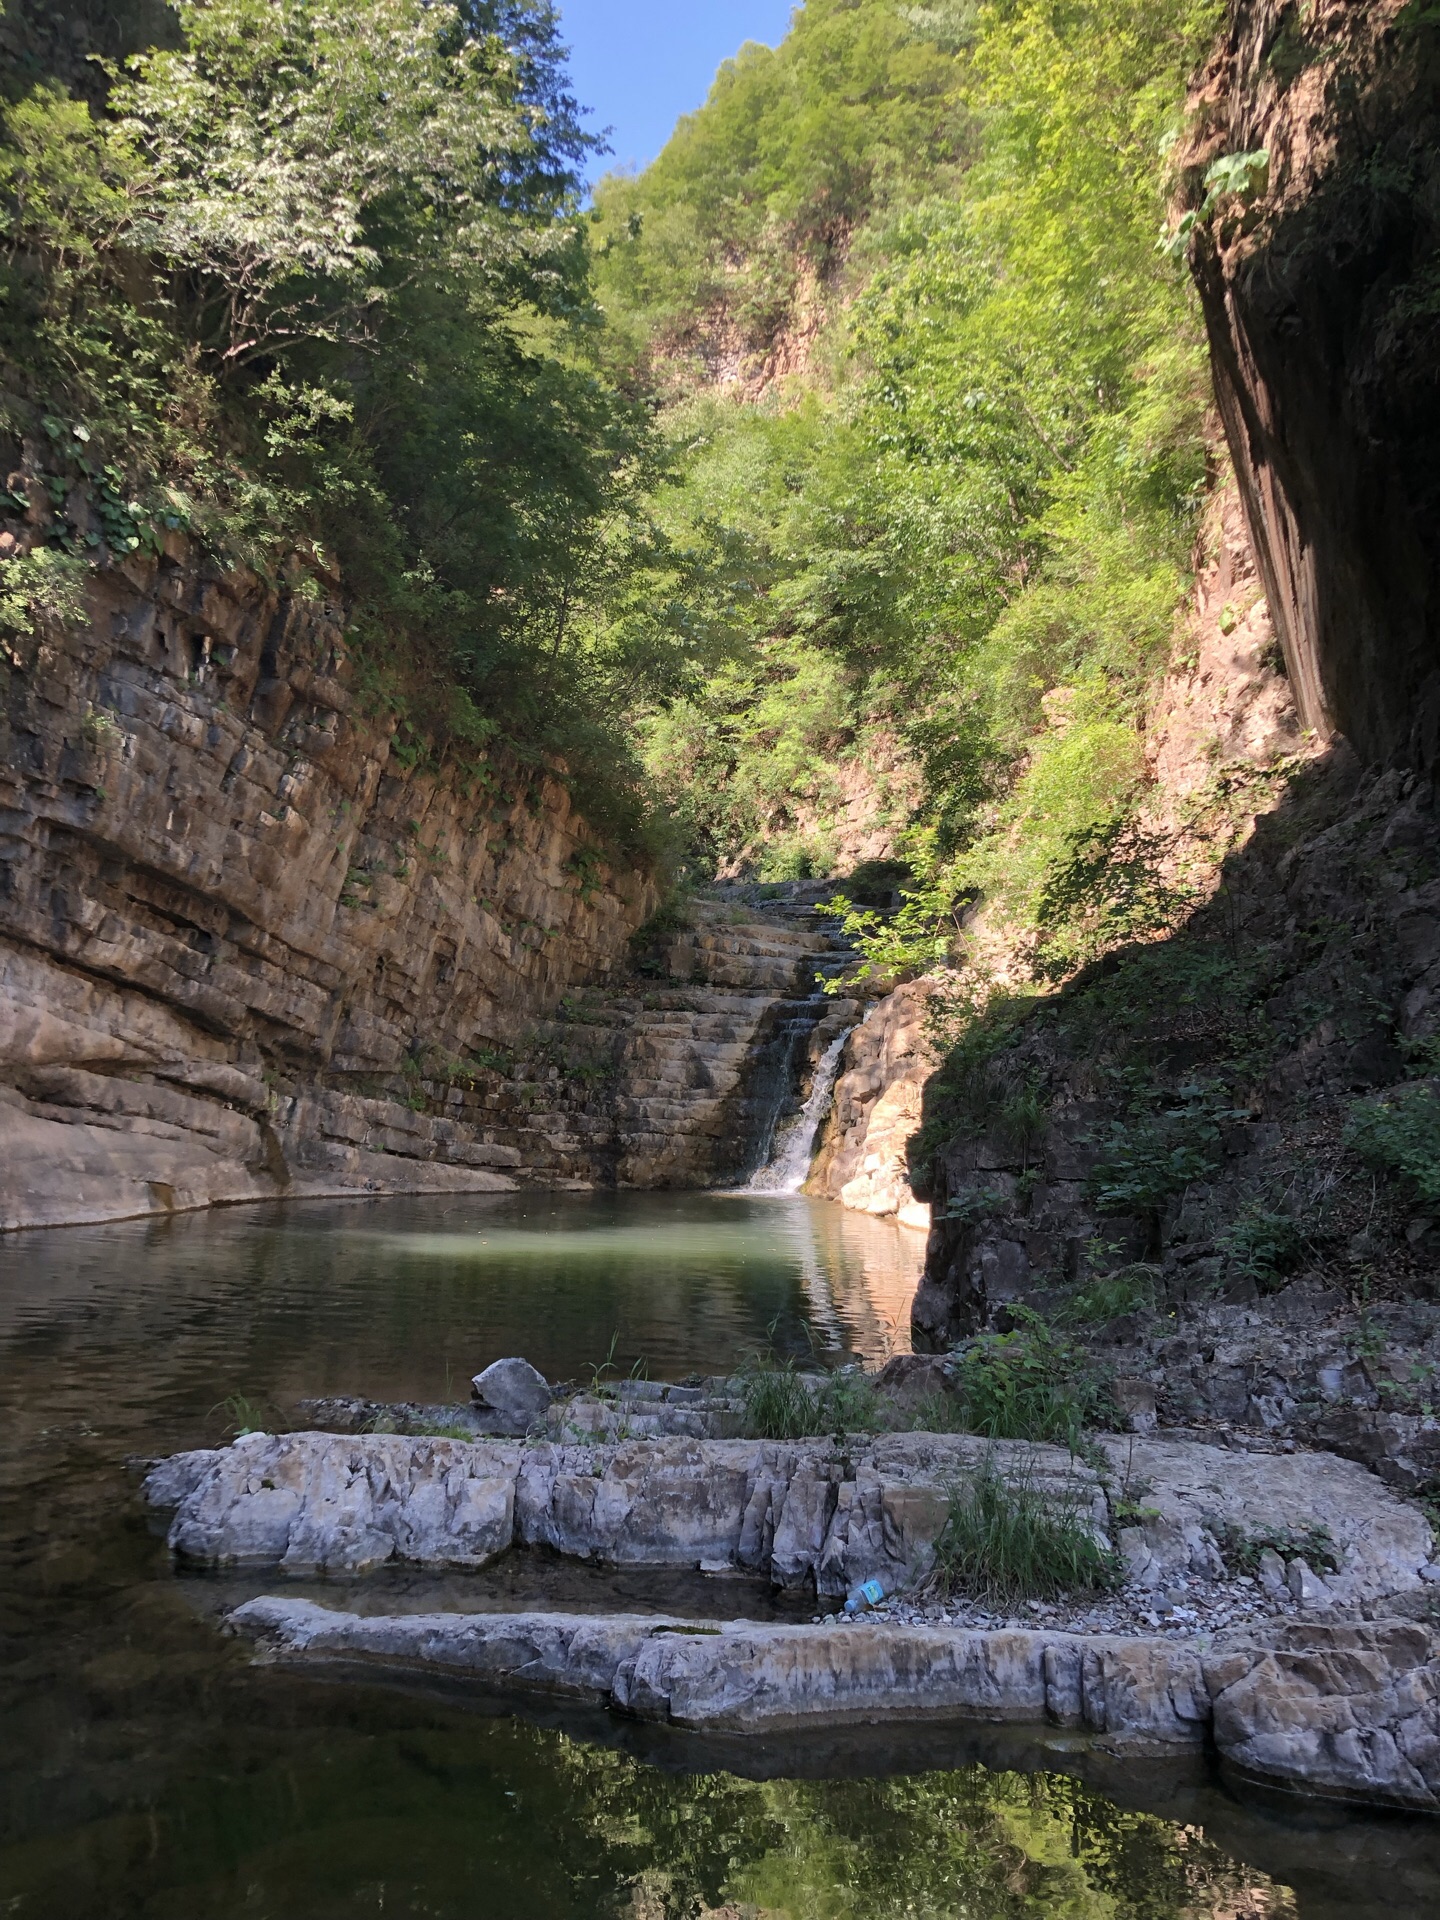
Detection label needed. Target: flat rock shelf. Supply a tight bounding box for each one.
[143,1424,1440,1812]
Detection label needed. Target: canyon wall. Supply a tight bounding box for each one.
[1185,0,1440,763]
[0,537,655,1228]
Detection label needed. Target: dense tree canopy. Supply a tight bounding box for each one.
[1,0,1227,896]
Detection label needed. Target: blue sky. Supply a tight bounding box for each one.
[556,1,797,183]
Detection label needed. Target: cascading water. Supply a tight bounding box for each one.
[747,1023,853,1193]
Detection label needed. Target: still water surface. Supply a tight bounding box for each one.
[1,1191,1437,1918]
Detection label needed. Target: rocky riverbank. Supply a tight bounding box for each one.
[139,1366,1440,1811]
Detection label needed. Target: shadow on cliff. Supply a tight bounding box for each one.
[907,739,1440,1341]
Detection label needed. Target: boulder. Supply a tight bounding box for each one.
[470,1357,551,1433]
[150,1431,518,1574]
[1208,1621,1440,1811]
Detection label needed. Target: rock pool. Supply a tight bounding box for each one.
[2,1192,1438,1917]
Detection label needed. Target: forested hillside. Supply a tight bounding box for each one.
[590,0,1224,959]
[2,0,1224,914]
[0,0,729,849]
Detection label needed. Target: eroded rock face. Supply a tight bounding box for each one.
[143,1426,1432,1607]
[1209,1620,1440,1811]
[1182,0,1440,765]
[809,981,937,1228]
[162,1432,519,1573]
[228,1594,1214,1750]
[226,1593,1440,1806]
[0,542,654,1228]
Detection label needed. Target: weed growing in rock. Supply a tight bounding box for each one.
[738,1355,882,1440]
[1214,1521,1339,1577]
[213,1392,272,1436]
[950,1312,1113,1449]
[1216,1204,1306,1289]
[1057,1263,1162,1326]
[1346,1085,1440,1204]
[929,1455,1121,1605]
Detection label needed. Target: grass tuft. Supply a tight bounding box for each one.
[929,1455,1121,1605]
[738,1354,883,1440]
[949,1311,1113,1449]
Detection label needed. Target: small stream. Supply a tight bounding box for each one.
[2,1192,1438,1917]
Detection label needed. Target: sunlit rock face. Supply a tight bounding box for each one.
[1183,0,1440,765]
[0,537,654,1228]
[145,1426,1433,1607]
[0,547,862,1223]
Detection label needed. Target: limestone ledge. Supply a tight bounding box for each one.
[143,1427,1433,1608]
[226,1594,1440,1811]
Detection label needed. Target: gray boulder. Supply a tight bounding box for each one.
[470,1357,551,1433]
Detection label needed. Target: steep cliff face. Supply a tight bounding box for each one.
[808,980,935,1230]
[0,540,654,1226]
[1184,0,1440,763]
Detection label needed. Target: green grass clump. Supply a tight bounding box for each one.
[1216,1204,1306,1288]
[1057,1264,1161,1326]
[738,1355,882,1440]
[930,1457,1121,1605]
[950,1313,1113,1450]
[212,1392,272,1437]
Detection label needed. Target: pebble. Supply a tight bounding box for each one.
[863,1573,1287,1640]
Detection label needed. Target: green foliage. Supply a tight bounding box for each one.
[1032,814,1199,980]
[591,0,971,358]
[1164,148,1270,258]
[212,1391,272,1436]
[1217,1203,1306,1288]
[737,1353,883,1439]
[949,1312,1113,1449]
[616,0,1219,925]
[0,0,722,847]
[929,1454,1122,1604]
[0,545,88,640]
[1058,1264,1162,1326]
[1088,1088,1243,1219]
[1214,1520,1338,1578]
[1346,1084,1440,1204]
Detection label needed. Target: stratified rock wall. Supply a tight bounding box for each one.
[1184,0,1440,762]
[809,979,936,1230]
[0,540,654,1226]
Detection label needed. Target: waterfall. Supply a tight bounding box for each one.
[747,1024,853,1193]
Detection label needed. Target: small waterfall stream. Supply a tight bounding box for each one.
[747,1023,853,1193]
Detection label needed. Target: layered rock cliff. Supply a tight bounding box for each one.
[0,539,655,1227]
[1184,0,1440,763]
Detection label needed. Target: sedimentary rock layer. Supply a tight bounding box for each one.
[226,1595,1440,1810]
[0,541,654,1227]
[144,1427,1434,1606]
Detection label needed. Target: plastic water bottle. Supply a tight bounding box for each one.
[843,1576,887,1616]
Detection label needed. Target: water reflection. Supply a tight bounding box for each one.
[0,1194,1435,1917]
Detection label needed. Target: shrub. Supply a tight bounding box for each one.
[1088,1090,1242,1218]
[1058,1264,1161,1326]
[1216,1204,1305,1288]
[929,1455,1121,1604]
[1345,1085,1440,1204]
[949,1312,1113,1449]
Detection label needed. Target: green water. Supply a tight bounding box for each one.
[1,1191,1437,1918]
